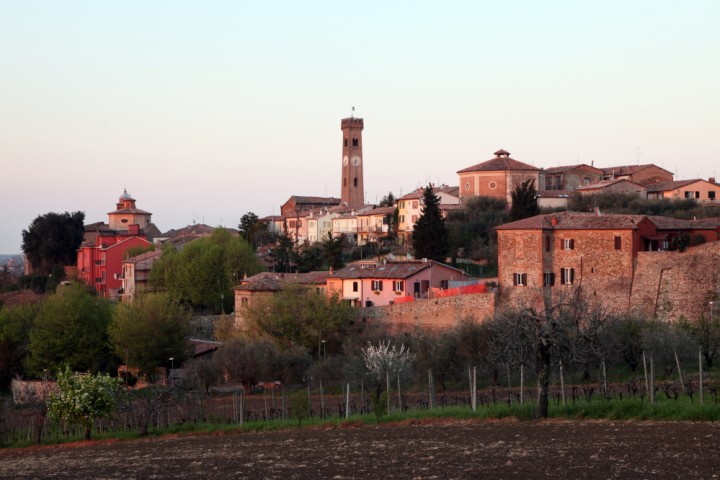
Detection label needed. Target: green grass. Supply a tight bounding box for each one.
[3,396,719,449]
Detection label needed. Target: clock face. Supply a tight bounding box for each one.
[343,156,349,166]
[351,155,361,166]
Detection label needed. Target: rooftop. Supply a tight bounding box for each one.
[457,149,540,174]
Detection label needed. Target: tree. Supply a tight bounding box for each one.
[149,228,263,313]
[243,283,355,356]
[47,366,120,440]
[509,179,540,222]
[217,338,277,391]
[0,303,39,389]
[269,221,295,273]
[362,340,414,400]
[490,296,613,418]
[320,232,345,270]
[108,293,192,378]
[446,196,508,265]
[26,283,113,377]
[378,192,396,207]
[681,313,720,368]
[238,212,268,249]
[22,211,85,274]
[412,185,449,262]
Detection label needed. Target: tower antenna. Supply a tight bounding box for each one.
[351,106,355,118]
[636,146,640,165]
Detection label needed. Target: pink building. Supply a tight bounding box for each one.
[326,260,469,308]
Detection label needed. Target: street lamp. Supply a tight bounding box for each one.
[169,357,175,386]
[321,340,326,363]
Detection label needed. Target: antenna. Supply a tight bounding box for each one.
[351,106,355,118]
[636,147,640,165]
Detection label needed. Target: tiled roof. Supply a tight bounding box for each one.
[330,261,432,280]
[646,179,703,193]
[575,179,645,191]
[124,249,162,267]
[236,271,331,291]
[457,149,540,174]
[108,207,152,215]
[543,164,602,174]
[398,185,460,201]
[162,224,216,238]
[288,196,341,205]
[357,206,396,217]
[648,216,720,230]
[599,164,672,176]
[496,211,646,231]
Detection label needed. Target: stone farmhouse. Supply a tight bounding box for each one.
[495,210,720,320]
[600,163,674,186]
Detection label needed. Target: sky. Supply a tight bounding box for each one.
[1,1,719,253]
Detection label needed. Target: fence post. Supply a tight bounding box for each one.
[642,351,649,399]
[428,369,434,410]
[650,354,655,405]
[386,370,391,415]
[520,364,524,406]
[319,380,325,419]
[559,360,566,407]
[397,373,402,412]
[472,366,477,412]
[602,359,608,398]
[674,349,686,395]
[346,383,350,419]
[699,347,704,405]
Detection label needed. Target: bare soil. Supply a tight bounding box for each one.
[1,419,719,479]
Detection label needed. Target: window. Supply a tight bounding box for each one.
[371,280,383,291]
[412,200,419,209]
[440,280,449,289]
[344,178,347,187]
[399,215,405,223]
[710,191,716,200]
[489,181,497,189]
[352,137,358,146]
[411,215,418,223]
[344,138,348,147]
[543,272,555,286]
[354,177,358,187]
[544,236,551,252]
[399,201,404,208]
[696,192,700,199]
[241,297,249,306]
[513,273,527,286]
[465,182,470,190]
[562,239,575,250]
[392,280,404,292]
[614,236,622,250]
[560,268,575,285]
[352,282,359,292]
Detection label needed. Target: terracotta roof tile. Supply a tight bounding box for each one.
[457,149,540,174]
[646,179,703,192]
[496,211,646,231]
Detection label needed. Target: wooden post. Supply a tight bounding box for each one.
[307,384,312,418]
[674,349,686,395]
[386,370,391,415]
[559,360,566,406]
[428,369,434,410]
[506,363,512,405]
[650,354,655,404]
[281,384,286,421]
[239,390,245,426]
[360,379,365,413]
[319,380,325,419]
[397,373,402,412]
[233,391,238,423]
[520,364,524,406]
[472,366,477,412]
[602,359,608,398]
[642,351,649,398]
[699,347,704,405]
[346,383,350,419]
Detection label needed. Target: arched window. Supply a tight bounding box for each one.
[352,137,358,147]
[344,178,347,187]
[354,177,358,187]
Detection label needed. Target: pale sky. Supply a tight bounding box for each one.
[2,1,719,253]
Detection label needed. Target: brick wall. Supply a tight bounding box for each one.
[357,291,496,332]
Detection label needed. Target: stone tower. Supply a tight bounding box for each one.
[340,116,365,208]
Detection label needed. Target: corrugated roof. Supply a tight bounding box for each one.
[457,149,540,174]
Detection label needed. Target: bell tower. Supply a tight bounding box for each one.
[340,116,365,208]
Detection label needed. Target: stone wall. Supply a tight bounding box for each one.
[357,291,496,332]
[629,242,720,321]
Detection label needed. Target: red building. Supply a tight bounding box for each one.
[77,190,156,298]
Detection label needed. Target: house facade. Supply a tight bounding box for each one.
[541,164,604,191]
[575,178,647,197]
[600,164,673,186]
[120,249,162,301]
[646,179,720,204]
[326,260,469,308]
[397,185,459,243]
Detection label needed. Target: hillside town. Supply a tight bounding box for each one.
[2,114,720,459]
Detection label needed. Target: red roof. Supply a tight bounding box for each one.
[457,149,540,174]
[496,211,646,231]
[646,179,706,193]
[236,271,331,291]
[330,260,466,280]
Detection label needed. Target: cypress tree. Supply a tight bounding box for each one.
[412,185,449,262]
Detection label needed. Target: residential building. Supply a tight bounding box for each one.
[305,209,339,243]
[119,249,162,301]
[575,178,647,197]
[76,191,156,298]
[280,195,340,216]
[541,164,604,191]
[599,164,673,186]
[397,185,459,244]
[495,211,720,314]
[457,149,541,205]
[357,206,396,245]
[326,260,469,308]
[646,179,720,204]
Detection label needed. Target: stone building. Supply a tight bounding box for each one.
[599,164,673,186]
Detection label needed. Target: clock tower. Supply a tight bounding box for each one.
[340,116,365,208]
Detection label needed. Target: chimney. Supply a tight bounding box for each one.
[551,214,558,227]
[710,177,716,184]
